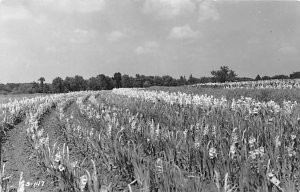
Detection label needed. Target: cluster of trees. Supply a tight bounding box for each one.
[1,66,300,94]
[51,73,193,93]
[255,71,300,81]
[210,66,300,83]
[0,73,193,94]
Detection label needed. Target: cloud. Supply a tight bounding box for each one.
[45,45,67,53]
[0,4,32,21]
[107,31,126,42]
[29,0,106,13]
[0,0,106,22]
[143,0,219,22]
[197,1,219,22]
[69,29,96,44]
[278,45,298,55]
[169,25,199,39]
[0,37,16,46]
[142,0,219,21]
[135,41,159,55]
[142,0,195,19]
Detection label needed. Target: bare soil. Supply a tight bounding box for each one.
[1,103,74,192]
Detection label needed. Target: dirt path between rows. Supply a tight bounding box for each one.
[2,119,50,192]
[1,102,75,192]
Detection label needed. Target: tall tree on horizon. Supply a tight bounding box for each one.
[113,72,122,88]
[52,77,64,93]
[211,66,237,83]
[255,74,261,81]
[38,77,45,87]
[38,77,45,93]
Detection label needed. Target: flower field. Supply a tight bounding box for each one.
[1,87,300,192]
[191,79,300,90]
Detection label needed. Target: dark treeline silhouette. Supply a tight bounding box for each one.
[1,67,300,94]
[254,72,300,81]
[0,73,191,94]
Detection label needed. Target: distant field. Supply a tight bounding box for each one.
[147,85,300,104]
[0,93,46,103]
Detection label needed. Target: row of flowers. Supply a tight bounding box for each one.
[112,88,298,115]
[0,91,101,192]
[191,79,300,90]
[57,91,300,191]
[2,89,300,191]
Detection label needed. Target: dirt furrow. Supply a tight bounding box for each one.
[2,120,47,191]
[1,102,75,192]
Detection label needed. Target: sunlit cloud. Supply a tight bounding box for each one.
[197,1,219,22]
[135,41,159,55]
[169,25,199,39]
[278,45,298,55]
[107,31,126,42]
[0,4,32,21]
[28,0,106,13]
[142,0,195,19]
[69,29,96,44]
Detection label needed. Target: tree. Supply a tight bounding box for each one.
[121,75,134,88]
[32,81,39,93]
[290,72,300,79]
[96,74,113,90]
[52,77,64,93]
[113,72,122,88]
[38,77,45,92]
[72,75,87,91]
[88,77,99,90]
[188,74,197,85]
[143,81,151,87]
[63,77,73,92]
[153,76,163,86]
[262,76,270,80]
[199,77,213,84]
[38,77,45,93]
[162,75,173,86]
[255,75,261,81]
[272,74,289,80]
[134,74,144,87]
[178,76,187,85]
[62,76,87,92]
[211,66,237,83]
[238,77,253,81]
[38,77,45,85]
[43,84,51,93]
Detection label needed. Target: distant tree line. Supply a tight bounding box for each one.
[1,66,300,94]
[254,71,300,81]
[0,73,191,94]
[50,73,192,93]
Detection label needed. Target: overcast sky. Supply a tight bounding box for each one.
[0,0,299,83]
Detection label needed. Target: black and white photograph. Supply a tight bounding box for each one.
[0,0,300,191]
